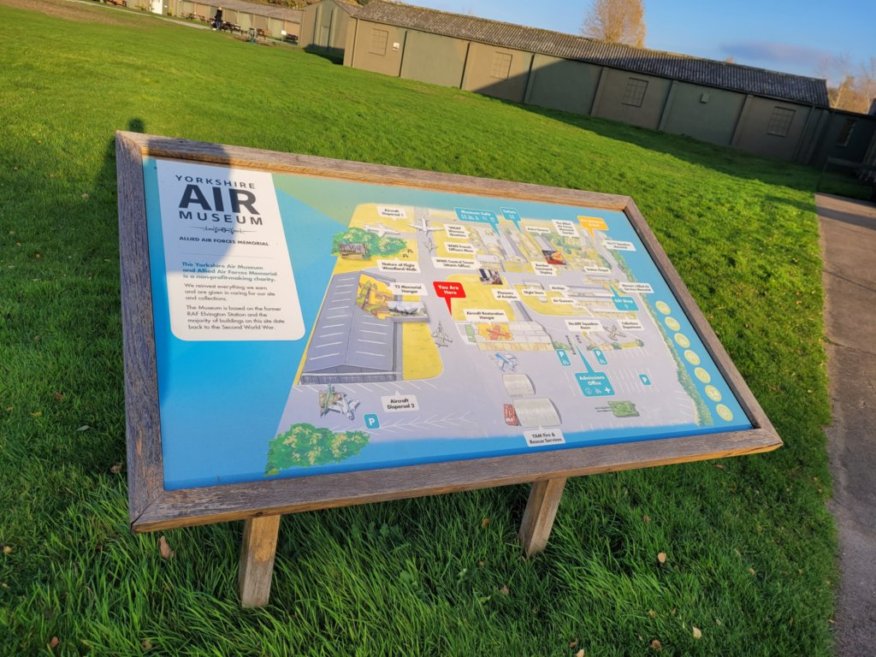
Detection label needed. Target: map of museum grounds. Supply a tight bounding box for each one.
[144,158,751,489]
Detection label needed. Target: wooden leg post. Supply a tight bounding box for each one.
[238,515,281,608]
[518,478,567,557]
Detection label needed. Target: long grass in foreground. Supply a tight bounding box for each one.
[0,2,833,655]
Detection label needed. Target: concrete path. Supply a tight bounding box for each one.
[817,193,876,656]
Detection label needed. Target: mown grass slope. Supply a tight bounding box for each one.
[0,2,834,655]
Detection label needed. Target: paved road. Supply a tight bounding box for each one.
[817,193,876,655]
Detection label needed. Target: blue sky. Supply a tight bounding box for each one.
[402,0,875,83]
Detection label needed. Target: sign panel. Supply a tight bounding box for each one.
[144,158,751,489]
[117,133,780,531]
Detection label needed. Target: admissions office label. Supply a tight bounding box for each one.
[155,159,304,341]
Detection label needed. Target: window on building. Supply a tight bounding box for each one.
[490,52,513,79]
[369,28,388,56]
[767,107,796,137]
[621,78,649,107]
[836,118,857,147]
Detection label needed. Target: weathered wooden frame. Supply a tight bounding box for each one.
[117,131,781,606]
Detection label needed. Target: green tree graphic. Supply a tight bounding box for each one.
[265,423,369,474]
[332,227,406,258]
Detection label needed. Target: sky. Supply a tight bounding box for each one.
[401,0,875,83]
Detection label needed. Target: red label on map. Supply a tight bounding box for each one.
[433,281,465,312]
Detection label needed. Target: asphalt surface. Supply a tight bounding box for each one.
[817,193,876,655]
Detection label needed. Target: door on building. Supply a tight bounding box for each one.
[316,7,335,47]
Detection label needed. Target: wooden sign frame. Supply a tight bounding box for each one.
[116,131,781,607]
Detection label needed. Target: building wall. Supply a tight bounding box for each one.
[299,2,317,46]
[301,0,350,54]
[659,82,745,146]
[591,69,671,130]
[226,10,250,30]
[863,132,876,183]
[285,19,300,37]
[343,20,356,67]
[461,42,533,103]
[809,111,876,167]
[350,20,407,78]
[174,0,299,37]
[333,6,874,166]
[525,55,601,115]
[400,30,468,88]
[267,17,292,38]
[178,1,212,18]
[733,97,812,161]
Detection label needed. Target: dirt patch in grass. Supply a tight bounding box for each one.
[0,0,138,24]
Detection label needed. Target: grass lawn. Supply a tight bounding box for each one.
[0,2,835,655]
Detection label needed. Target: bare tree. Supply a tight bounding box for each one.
[823,56,876,114]
[581,0,646,48]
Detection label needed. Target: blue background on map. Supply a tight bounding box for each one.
[143,160,753,489]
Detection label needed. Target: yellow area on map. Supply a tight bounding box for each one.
[655,300,672,315]
[355,274,392,318]
[402,323,443,380]
[503,260,535,274]
[578,215,608,238]
[446,274,515,321]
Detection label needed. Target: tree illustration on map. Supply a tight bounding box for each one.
[265,423,370,474]
[332,227,406,259]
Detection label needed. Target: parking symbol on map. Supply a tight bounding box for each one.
[556,349,571,366]
[364,414,380,429]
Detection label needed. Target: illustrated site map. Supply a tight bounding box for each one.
[145,159,751,488]
[268,201,751,478]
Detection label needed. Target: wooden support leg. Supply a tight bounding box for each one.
[518,478,567,557]
[238,515,281,608]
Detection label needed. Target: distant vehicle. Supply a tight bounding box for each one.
[364,224,400,238]
[318,384,361,421]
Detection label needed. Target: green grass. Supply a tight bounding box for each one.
[0,2,835,655]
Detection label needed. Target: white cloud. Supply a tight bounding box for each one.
[720,41,842,78]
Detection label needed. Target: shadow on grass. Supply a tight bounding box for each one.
[302,45,344,64]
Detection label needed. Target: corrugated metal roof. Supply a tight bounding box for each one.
[353,1,829,107]
[331,0,362,15]
[303,272,396,375]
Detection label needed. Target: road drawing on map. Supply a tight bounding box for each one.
[268,202,740,474]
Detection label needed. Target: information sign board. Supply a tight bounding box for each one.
[116,132,781,606]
